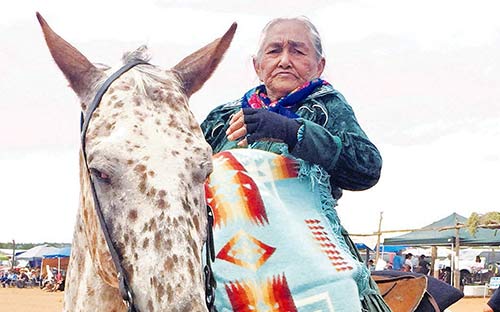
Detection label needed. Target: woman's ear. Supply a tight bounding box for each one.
[252,56,263,81]
[316,57,326,77]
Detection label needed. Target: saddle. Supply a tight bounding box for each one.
[372,271,464,312]
[373,274,438,311]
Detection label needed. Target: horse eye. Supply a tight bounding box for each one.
[89,168,111,184]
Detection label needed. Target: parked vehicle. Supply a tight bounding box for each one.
[435,249,492,285]
[480,251,500,277]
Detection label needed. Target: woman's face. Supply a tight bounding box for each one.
[253,20,325,101]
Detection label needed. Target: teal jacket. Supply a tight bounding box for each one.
[201,84,382,199]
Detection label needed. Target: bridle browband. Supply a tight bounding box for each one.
[80,60,217,312]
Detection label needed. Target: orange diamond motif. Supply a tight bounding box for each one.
[217,230,276,271]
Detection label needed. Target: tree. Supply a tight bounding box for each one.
[466,212,500,236]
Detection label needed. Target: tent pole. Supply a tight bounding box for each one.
[450,241,454,286]
[454,224,461,289]
[11,239,15,269]
[431,246,437,277]
[375,212,383,263]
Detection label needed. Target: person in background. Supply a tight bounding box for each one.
[392,250,404,271]
[417,254,430,275]
[30,268,40,287]
[473,255,484,271]
[368,259,376,271]
[17,268,30,288]
[0,270,8,287]
[472,255,486,283]
[201,16,388,311]
[403,253,414,272]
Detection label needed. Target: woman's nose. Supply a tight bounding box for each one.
[277,51,291,68]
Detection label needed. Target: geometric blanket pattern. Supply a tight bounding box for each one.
[205,149,364,312]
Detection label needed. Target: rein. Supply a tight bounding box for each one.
[80,60,217,312]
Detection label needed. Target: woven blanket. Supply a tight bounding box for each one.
[205,149,367,312]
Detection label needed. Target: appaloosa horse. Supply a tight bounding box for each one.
[37,13,235,311]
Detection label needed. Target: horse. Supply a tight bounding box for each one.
[36,12,236,311]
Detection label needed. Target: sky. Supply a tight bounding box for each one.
[1,0,499,245]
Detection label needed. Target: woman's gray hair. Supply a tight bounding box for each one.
[255,16,324,62]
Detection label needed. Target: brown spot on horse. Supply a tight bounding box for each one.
[128,209,138,222]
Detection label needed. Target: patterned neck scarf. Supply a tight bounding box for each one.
[241,78,329,118]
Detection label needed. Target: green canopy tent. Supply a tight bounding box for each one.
[383,212,500,288]
[383,213,500,247]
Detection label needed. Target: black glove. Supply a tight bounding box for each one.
[243,108,301,149]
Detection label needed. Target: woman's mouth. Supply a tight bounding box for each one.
[274,71,296,78]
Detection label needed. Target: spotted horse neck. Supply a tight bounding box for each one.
[36,12,236,312]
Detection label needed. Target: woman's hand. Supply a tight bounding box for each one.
[226,108,300,149]
[226,109,249,147]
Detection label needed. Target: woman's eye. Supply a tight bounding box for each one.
[90,168,111,184]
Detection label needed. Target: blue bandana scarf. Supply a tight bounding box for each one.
[241,78,329,118]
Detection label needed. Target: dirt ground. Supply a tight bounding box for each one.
[0,287,491,311]
[0,287,63,312]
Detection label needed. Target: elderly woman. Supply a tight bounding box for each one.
[202,17,389,311]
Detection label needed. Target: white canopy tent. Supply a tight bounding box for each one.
[16,245,59,259]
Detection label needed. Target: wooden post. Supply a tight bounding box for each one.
[431,246,438,277]
[350,223,500,238]
[11,239,15,269]
[454,221,461,289]
[375,212,383,263]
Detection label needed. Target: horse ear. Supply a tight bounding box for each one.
[36,12,105,103]
[173,23,237,98]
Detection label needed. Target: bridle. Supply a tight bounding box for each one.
[80,60,217,312]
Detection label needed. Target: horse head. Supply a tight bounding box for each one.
[37,12,236,311]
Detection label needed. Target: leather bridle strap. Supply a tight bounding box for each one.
[80,59,219,312]
[81,59,148,154]
[204,205,217,311]
[80,59,149,312]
